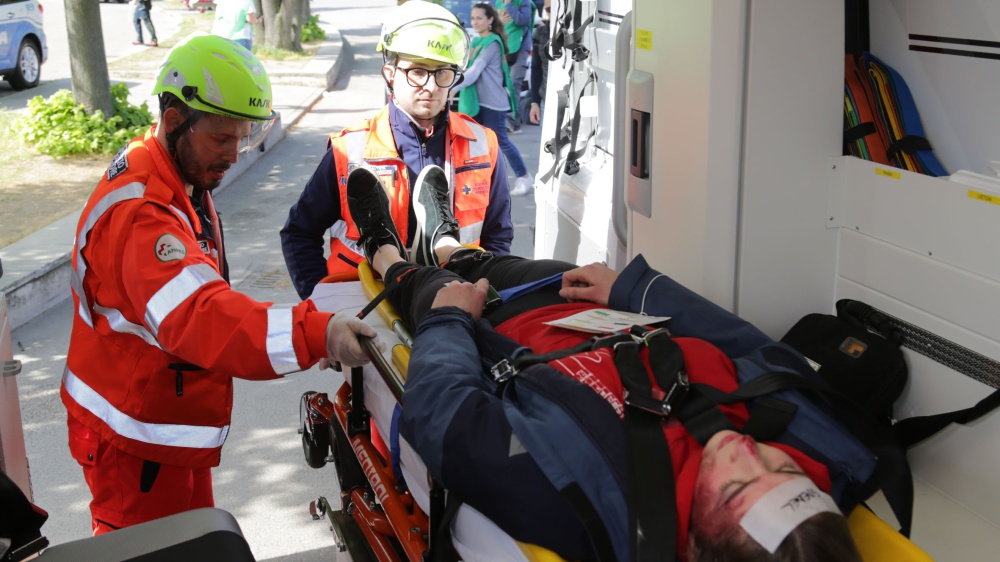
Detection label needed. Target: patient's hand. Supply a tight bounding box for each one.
[560,263,619,306]
[432,278,489,320]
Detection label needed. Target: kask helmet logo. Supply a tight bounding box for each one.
[428,40,452,53]
[249,97,270,108]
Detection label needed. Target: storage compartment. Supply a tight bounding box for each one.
[829,156,1000,560]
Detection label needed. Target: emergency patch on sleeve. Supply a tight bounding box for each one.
[155,234,187,262]
[107,145,129,181]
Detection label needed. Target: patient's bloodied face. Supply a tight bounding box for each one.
[691,430,810,535]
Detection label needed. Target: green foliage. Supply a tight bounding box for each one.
[301,15,325,43]
[13,83,154,157]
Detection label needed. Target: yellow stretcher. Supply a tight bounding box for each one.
[301,263,934,562]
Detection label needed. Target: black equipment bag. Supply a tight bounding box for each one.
[780,299,907,425]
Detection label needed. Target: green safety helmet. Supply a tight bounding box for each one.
[153,33,277,153]
[377,0,470,68]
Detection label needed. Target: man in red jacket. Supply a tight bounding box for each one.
[62,34,377,535]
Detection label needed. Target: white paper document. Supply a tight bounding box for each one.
[544,309,671,334]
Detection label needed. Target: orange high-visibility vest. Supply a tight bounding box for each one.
[62,128,332,468]
[326,106,500,274]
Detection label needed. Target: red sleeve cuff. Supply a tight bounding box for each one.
[304,310,334,361]
[294,300,334,363]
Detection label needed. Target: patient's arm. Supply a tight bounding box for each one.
[400,307,595,559]
[609,254,775,358]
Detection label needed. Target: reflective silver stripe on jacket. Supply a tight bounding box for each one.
[145,263,224,337]
[345,129,366,166]
[459,222,483,244]
[94,304,163,350]
[72,182,147,327]
[464,121,491,159]
[63,366,229,449]
[329,220,364,257]
[169,204,194,232]
[266,306,300,375]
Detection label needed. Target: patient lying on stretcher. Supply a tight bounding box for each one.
[345,165,865,562]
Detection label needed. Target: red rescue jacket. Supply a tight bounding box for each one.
[62,128,332,468]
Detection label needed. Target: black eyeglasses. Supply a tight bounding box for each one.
[394,65,462,88]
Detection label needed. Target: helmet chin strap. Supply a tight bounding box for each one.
[165,112,201,161]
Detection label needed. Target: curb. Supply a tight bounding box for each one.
[0,30,345,332]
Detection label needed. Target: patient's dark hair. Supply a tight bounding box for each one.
[687,512,863,562]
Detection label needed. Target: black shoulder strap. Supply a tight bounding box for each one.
[893,388,1000,448]
[614,330,683,562]
[836,298,903,345]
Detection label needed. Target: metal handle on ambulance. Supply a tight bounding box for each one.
[612,11,633,246]
[626,66,654,218]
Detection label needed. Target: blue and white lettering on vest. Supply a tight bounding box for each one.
[107,145,129,181]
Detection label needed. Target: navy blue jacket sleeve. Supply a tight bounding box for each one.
[400,307,593,559]
[280,147,342,300]
[480,149,514,255]
[608,254,778,358]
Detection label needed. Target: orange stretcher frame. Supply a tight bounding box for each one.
[301,266,439,562]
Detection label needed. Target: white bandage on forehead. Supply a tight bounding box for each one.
[739,478,841,553]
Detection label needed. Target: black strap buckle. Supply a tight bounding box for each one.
[491,358,515,384]
[623,369,689,417]
[616,327,688,417]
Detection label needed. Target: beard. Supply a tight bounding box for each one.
[175,133,231,191]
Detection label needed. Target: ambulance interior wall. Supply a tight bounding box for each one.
[868,0,1000,176]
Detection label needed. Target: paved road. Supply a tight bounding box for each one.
[0,0,183,108]
[10,0,543,559]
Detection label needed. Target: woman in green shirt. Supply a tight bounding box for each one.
[453,2,534,196]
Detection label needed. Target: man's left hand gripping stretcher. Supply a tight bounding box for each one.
[320,314,385,369]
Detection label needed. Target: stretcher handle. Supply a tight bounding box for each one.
[360,335,405,404]
[358,263,414,347]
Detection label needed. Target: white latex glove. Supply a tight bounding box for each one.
[325,314,379,368]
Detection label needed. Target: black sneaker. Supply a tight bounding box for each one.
[412,165,460,267]
[346,166,406,261]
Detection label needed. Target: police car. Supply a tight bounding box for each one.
[0,0,47,90]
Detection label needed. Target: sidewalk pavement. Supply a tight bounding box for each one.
[0,28,345,331]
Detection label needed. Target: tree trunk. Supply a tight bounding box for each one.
[280,0,302,52]
[252,0,264,48]
[260,0,303,52]
[298,0,309,26]
[64,0,112,116]
[261,0,280,48]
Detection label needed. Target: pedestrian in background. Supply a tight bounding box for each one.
[454,2,533,197]
[212,0,262,52]
[495,0,534,134]
[528,0,551,125]
[131,0,158,47]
